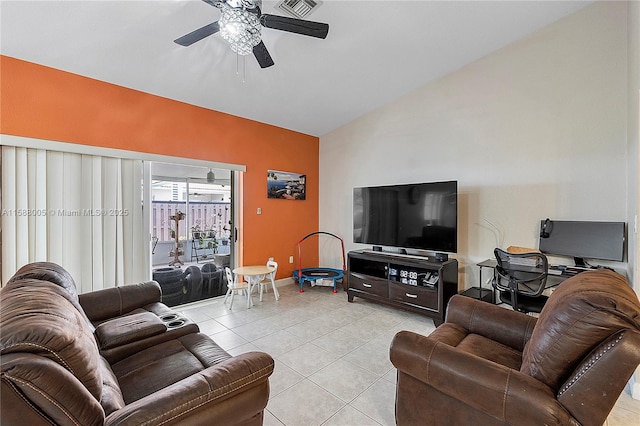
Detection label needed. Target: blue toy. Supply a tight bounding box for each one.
[292,232,346,293]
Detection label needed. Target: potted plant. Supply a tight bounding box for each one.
[221,225,231,245]
[191,224,202,240]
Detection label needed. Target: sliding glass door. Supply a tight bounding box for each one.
[150,163,234,306]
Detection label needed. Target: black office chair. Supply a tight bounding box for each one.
[493,248,549,314]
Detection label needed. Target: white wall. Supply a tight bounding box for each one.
[319,2,629,290]
[628,1,640,291]
[626,0,640,402]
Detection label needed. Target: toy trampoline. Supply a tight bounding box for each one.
[292,231,346,293]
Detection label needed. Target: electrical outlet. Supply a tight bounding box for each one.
[289,256,294,263]
[257,208,262,215]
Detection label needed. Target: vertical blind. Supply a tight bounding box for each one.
[1,146,147,291]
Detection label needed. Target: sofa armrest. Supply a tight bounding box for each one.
[1,353,105,426]
[390,331,575,425]
[445,295,537,351]
[79,281,162,322]
[105,351,275,426]
[94,312,168,350]
[558,330,640,426]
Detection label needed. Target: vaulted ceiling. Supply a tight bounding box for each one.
[1,1,594,136]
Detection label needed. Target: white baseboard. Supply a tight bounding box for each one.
[274,277,296,287]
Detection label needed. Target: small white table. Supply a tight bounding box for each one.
[233,265,277,308]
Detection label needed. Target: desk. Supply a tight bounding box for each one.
[464,259,581,303]
[459,260,497,303]
[477,259,498,302]
[233,265,277,308]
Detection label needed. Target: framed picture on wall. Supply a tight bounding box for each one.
[267,170,306,200]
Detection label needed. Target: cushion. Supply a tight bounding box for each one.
[521,270,640,390]
[0,280,103,400]
[456,334,522,370]
[6,261,95,331]
[428,323,522,370]
[99,356,125,416]
[1,353,105,425]
[7,261,78,297]
[112,333,231,404]
[79,282,162,323]
[95,312,167,350]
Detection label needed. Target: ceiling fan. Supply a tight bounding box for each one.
[206,169,231,186]
[174,0,329,68]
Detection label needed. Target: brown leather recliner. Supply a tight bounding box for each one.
[1,262,274,425]
[390,270,640,426]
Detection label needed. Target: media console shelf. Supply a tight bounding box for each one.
[347,250,458,326]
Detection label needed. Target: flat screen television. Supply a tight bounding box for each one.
[538,219,626,267]
[353,181,457,253]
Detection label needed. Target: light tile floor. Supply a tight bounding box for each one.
[177,283,640,426]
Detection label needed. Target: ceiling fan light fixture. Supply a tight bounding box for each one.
[219,3,261,55]
[207,169,216,183]
[174,0,328,70]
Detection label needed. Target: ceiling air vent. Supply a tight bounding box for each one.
[275,0,322,19]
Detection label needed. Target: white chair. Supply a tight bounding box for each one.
[224,267,252,309]
[258,260,279,302]
[244,260,280,302]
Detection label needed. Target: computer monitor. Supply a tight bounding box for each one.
[538,220,625,267]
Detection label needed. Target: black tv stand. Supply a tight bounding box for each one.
[347,250,458,326]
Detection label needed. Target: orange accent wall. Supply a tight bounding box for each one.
[0,55,320,278]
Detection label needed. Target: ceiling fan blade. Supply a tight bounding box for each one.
[174,22,220,46]
[260,14,329,39]
[253,41,275,68]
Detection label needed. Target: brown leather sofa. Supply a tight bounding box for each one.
[6,262,201,364]
[390,270,640,426]
[1,262,274,425]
